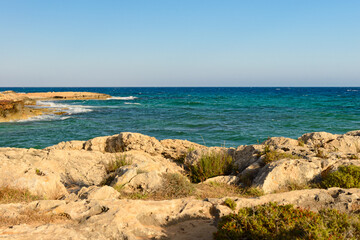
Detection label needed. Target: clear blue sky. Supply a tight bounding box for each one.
[0,0,359,87]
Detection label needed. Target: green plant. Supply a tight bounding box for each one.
[214,202,360,240]
[321,165,360,189]
[35,169,45,176]
[105,155,132,173]
[187,151,233,183]
[263,150,300,165]
[224,198,237,210]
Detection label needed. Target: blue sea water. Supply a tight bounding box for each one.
[0,87,359,149]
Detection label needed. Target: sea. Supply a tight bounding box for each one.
[0,87,359,149]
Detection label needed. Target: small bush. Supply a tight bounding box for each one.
[188,151,233,183]
[157,173,195,199]
[224,198,237,210]
[0,187,40,204]
[105,155,132,173]
[195,182,243,199]
[214,202,360,240]
[321,165,360,188]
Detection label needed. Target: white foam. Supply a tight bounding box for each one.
[347,89,358,92]
[16,115,71,123]
[124,102,141,105]
[37,101,92,115]
[107,96,138,100]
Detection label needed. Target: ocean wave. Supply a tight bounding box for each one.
[347,90,359,92]
[107,96,138,100]
[124,102,141,105]
[16,115,71,123]
[37,101,93,114]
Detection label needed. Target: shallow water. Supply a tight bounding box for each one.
[1,87,359,148]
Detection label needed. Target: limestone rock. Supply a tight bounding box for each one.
[160,139,206,160]
[203,175,240,185]
[253,158,322,193]
[77,186,120,200]
[1,188,360,239]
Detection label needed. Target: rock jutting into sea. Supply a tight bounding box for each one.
[0,130,360,239]
[0,91,111,122]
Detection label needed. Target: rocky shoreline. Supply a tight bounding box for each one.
[0,130,360,239]
[0,91,110,122]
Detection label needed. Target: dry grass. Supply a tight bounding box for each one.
[0,187,40,204]
[0,209,70,228]
[272,181,311,193]
[114,173,263,201]
[104,154,132,173]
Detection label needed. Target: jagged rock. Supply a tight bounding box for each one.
[233,145,263,172]
[1,188,360,239]
[46,140,85,151]
[160,139,206,160]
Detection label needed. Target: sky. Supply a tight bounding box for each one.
[0,0,359,87]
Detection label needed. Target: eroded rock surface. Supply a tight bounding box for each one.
[1,130,360,239]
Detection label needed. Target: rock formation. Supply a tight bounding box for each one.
[0,130,360,239]
[0,91,111,122]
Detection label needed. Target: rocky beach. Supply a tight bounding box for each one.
[0,91,110,122]
[1,130,360,239]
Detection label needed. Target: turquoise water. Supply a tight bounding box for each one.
[0,87,359,149]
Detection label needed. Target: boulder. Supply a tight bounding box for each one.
[253,158,322,193]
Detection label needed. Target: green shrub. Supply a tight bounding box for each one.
[224,198,237,210]
[321,165,360,188]
[214,202,360,240]
[105,155,132,173]
[188,151,233,183]
[263,150,300,165]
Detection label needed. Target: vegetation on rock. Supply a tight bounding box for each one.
[261,145,300,165]
[105,155,132,173]
[188,151,233,183]
[214,202,360,240]
[0,187,40,204]
[158,173,195,199]
[224,198,237,210]
[321,165,360,189]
